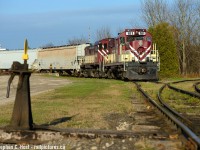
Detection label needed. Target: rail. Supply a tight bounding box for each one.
[134,82,200,149]
[157,84,193,127]
[166,79,200,99]
[194,82,200,93]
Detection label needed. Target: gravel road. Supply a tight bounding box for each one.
[0,73,71,106]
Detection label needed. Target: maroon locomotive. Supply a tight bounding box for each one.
[81,28,159,80]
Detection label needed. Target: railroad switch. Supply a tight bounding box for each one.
[6,39,33,130]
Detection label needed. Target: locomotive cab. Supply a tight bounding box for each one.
[117,29,159,80]
[80,28,159,80]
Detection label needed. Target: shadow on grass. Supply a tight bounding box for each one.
[40,114,78,126]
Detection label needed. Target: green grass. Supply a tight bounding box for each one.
[139,80,200,114]
[0,77,135,129]
[139,82,162,99]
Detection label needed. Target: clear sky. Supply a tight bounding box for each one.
[0,0,144,49]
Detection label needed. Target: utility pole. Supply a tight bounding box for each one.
[88,26,90,43]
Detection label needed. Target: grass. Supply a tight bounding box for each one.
[139,79,200,114]
[0,77,135,129]
[170,80,200,92]
[139,82,162,99]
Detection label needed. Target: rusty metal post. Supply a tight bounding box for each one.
[6,39,33,130]
[9,67,33,129]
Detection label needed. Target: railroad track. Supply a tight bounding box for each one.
[135,80,200,150]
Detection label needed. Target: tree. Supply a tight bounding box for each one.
[141,0,200,75]
[170,0,200,75]
[41,42,54,48]
[67,35,88,45]
[95,26,112,41]
[141,0,169,27]
[149,22,179,77]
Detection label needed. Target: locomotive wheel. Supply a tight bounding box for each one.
[73,70,79,77]
[83,72,89,78]
[121,72,128,81]
[88,70,94,78]
[94,70,100,78]
[98,71,104,78]
[107,69,115,79]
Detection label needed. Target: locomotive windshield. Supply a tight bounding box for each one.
[127,36,135,42]
[127,36,144,42]
[146,36,152,42]
[98,43,102,49]
[104,43,107,50]
[135,37,144,40]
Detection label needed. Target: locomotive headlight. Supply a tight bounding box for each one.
[126,31,135,35]
[138,32,146,35]
[138,67,147,74]
[142,68,147,73]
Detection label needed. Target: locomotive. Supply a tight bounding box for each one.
[80,29,159,80]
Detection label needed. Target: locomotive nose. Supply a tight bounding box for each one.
[137,47,145,55]
[139,67,147,74]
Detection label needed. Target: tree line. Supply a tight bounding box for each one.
[142,0,200,76]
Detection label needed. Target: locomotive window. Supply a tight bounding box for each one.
[120,37,125,44]
[127,36,135,42]
[146,37,152,42]
[104,43,107,50]
[135,37,144,40]
[98,44,102,49]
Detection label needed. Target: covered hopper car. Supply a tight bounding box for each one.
[31,44,90,75]
[0,49,38,71]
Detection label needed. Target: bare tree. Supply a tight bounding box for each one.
[141,0,169,27]
[170,0,200,74]
[95,26,112,41]
[141,0,200,75]
[67,35,88,45]
[41,42,54,48]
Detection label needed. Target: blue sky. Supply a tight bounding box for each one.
[0,0,144,49]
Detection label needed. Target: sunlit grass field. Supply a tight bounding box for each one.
[0,77,136,129]
[1,75,199,129]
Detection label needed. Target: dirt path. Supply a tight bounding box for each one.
[0,74,71,106]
